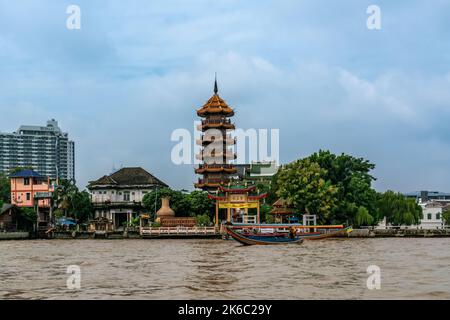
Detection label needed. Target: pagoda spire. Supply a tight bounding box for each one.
[214,73,218,95]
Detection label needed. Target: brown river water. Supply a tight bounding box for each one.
[1,238,449,300]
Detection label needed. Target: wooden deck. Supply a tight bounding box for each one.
[140,226,219,238]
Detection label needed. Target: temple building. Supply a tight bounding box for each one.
[208,185,267,227]
[194,78,237,190]
[270,198,299,224]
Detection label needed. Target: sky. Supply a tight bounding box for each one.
[1,0,450,192]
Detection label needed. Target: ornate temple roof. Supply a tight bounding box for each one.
[271,198,295,215]
[196,77,234,117]
[197,94,234,117]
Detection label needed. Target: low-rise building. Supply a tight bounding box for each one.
[10,169,53,208]
[87,167,168,231]
[419,201,448,229]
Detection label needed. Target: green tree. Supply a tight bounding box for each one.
[195,214,211,226]
[20,207,37,223]
[355,206,374,227]
[53,179,93,222]
[185,190,215,218]
[442,210,450,226]
[276,158,338,223]
[142,188,190,217]
[53,179,78,217]
[260,203,274,223]
[0,173,10,203]
[308,150,377,224]
[70,190,93,222]
[376,191,422,225]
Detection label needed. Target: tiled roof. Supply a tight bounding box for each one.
[197,94,234,117]
[9,169,46,179]
[88,167,168,188]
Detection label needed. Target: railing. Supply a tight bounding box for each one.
[196,136,236,144]
[196,164,235,170]
[92,201,142,206]
[140,226,217,236]
[202,119,232,125]
[197,150,236,158]
[197,178,230,184]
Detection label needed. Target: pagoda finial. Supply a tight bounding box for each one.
[214,72,218,95]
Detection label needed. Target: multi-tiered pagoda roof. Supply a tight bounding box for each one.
[194,77,237,190]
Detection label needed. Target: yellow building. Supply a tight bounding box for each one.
[208,185,267,226]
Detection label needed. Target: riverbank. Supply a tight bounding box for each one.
[2,228,450,240]
[0,232,29,240]
[344,228,450,238]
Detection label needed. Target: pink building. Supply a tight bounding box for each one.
[10,169,53,208]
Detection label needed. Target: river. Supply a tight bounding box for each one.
[1,238,449,299]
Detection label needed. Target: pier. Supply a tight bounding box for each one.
[140,226,219,239]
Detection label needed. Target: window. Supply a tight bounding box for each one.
[436,213,441,220]
[427,213,432,220]
[132,192,135,195]
[24,178,30,185]
[123,192,130,201]
[26,193,31,201]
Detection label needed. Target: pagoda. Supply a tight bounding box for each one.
[194,77,237,190]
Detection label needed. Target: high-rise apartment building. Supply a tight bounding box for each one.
[0,119,75,181]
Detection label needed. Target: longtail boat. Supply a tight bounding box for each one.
[225,226,304,246]
[226,223,353,240]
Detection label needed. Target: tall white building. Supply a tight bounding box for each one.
[0,119,75,181]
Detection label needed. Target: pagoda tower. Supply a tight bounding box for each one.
[194,77,237,190]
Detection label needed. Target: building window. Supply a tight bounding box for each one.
[24,178,30,185]
[123,192,130,201]
[132,192,135,195]
[436,213,441,220]
[26,193,31,201]
[427,213,432,220]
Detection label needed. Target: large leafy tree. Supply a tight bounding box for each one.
[185,190,215,218]
[70,191,93,222]
[142,188,190,217]
[376,191,422,225]
[272,150,379,225]
[276,158,338,223]
[308,150,377,224]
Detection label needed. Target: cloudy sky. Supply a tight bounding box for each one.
[1,0,450,192]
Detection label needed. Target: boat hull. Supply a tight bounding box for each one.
[226,227,304,246]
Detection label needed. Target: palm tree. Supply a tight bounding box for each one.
[53,179,78,218]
